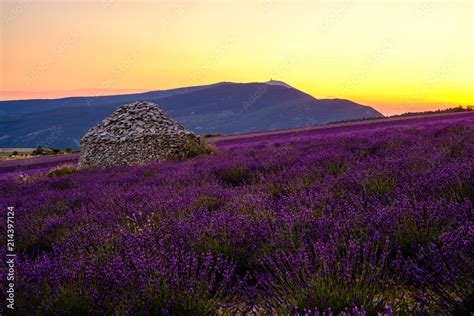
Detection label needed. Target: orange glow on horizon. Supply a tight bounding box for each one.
[1,0,473,115]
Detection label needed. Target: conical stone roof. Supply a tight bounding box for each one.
[79,101,198,168]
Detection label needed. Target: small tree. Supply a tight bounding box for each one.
[32,146,43,156]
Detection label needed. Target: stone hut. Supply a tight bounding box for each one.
[79,101,199,168]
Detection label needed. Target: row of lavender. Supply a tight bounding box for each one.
[213,112,474,148]
[0,154,79,180]
[0,116,473,314]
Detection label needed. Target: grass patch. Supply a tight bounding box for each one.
[47,164,78,177]
[216,166,250,186]
[324,158,346,177]
[16,173,42,183]
[362,174,396,196]
[184,138,215,158]
[194,194,224,212]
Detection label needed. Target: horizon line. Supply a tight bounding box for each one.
[0,83,470,117]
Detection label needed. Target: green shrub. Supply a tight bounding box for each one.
[184,138,214,158]
[20,223,70,258]
[203,133,224,138]
[264,241,399,314]
[362,174,395,196]
[216,166,250,186]
[267,182,287,199]
[32,146,61,156]
[194,194,223,212]
[32,146,44,155]
[324,157,346,176]
[47,164,78,177]
[16,173,41,183]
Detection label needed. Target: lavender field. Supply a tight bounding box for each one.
[1,114,473,314]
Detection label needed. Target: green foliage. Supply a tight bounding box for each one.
[184,138,214,158]
[19,223,70,258]
[267,181,287,199]
[64,148,73,153]
[362,174,395,196]
[136,275,217,315]
[51,284,94,315]
[395,216,442,257]
[267,242,399,314]
[32,146,62,156]
[442,142,466,158]
[324,157,346,176]
[16,173,40,183]
[216,165,250,186]
[32,146,43,155]
[47,164,78,177]
[203,133,224,138]
[194,194,223,212]
[440,175,474,203]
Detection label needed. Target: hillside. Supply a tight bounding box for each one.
[0,82,227,115]
[2,111,471,179]
[0,82,382,148]
[1,112,472,314]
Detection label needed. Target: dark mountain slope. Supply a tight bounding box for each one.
[157,83,381,134]
[0,82,227,115]
[0,82,382,148]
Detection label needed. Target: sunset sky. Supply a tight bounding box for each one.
[1,0,473,115]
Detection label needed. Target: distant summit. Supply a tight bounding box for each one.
[264,80,293,89]
[0,81,383,148]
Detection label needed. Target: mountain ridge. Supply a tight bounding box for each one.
[264,80,294,89]
[0,81,383,148]
[0,82,229,115]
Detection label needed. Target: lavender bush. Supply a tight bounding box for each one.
[0,114,473,314]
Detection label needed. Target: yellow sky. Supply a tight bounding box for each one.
[1,0,473,115]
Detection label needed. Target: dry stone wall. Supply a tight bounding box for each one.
[79,101,198,168]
